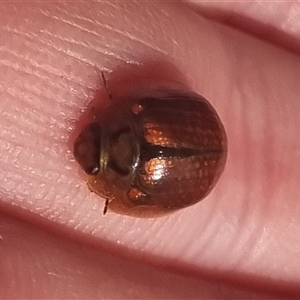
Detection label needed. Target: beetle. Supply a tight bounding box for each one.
[73,77,227,217]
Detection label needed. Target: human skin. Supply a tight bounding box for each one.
[0,2,300,299]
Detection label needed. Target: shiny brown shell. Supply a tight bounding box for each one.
[73,86,227,217]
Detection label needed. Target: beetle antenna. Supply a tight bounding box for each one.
[101,71,113,101]
[103,198,109,215]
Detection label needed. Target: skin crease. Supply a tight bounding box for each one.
[186,1,300,54]
[0,1,300,299]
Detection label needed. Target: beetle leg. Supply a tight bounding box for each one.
[103,198,110,215]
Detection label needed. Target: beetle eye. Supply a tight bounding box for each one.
[73,123,101,175]
[108,127,135,175]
